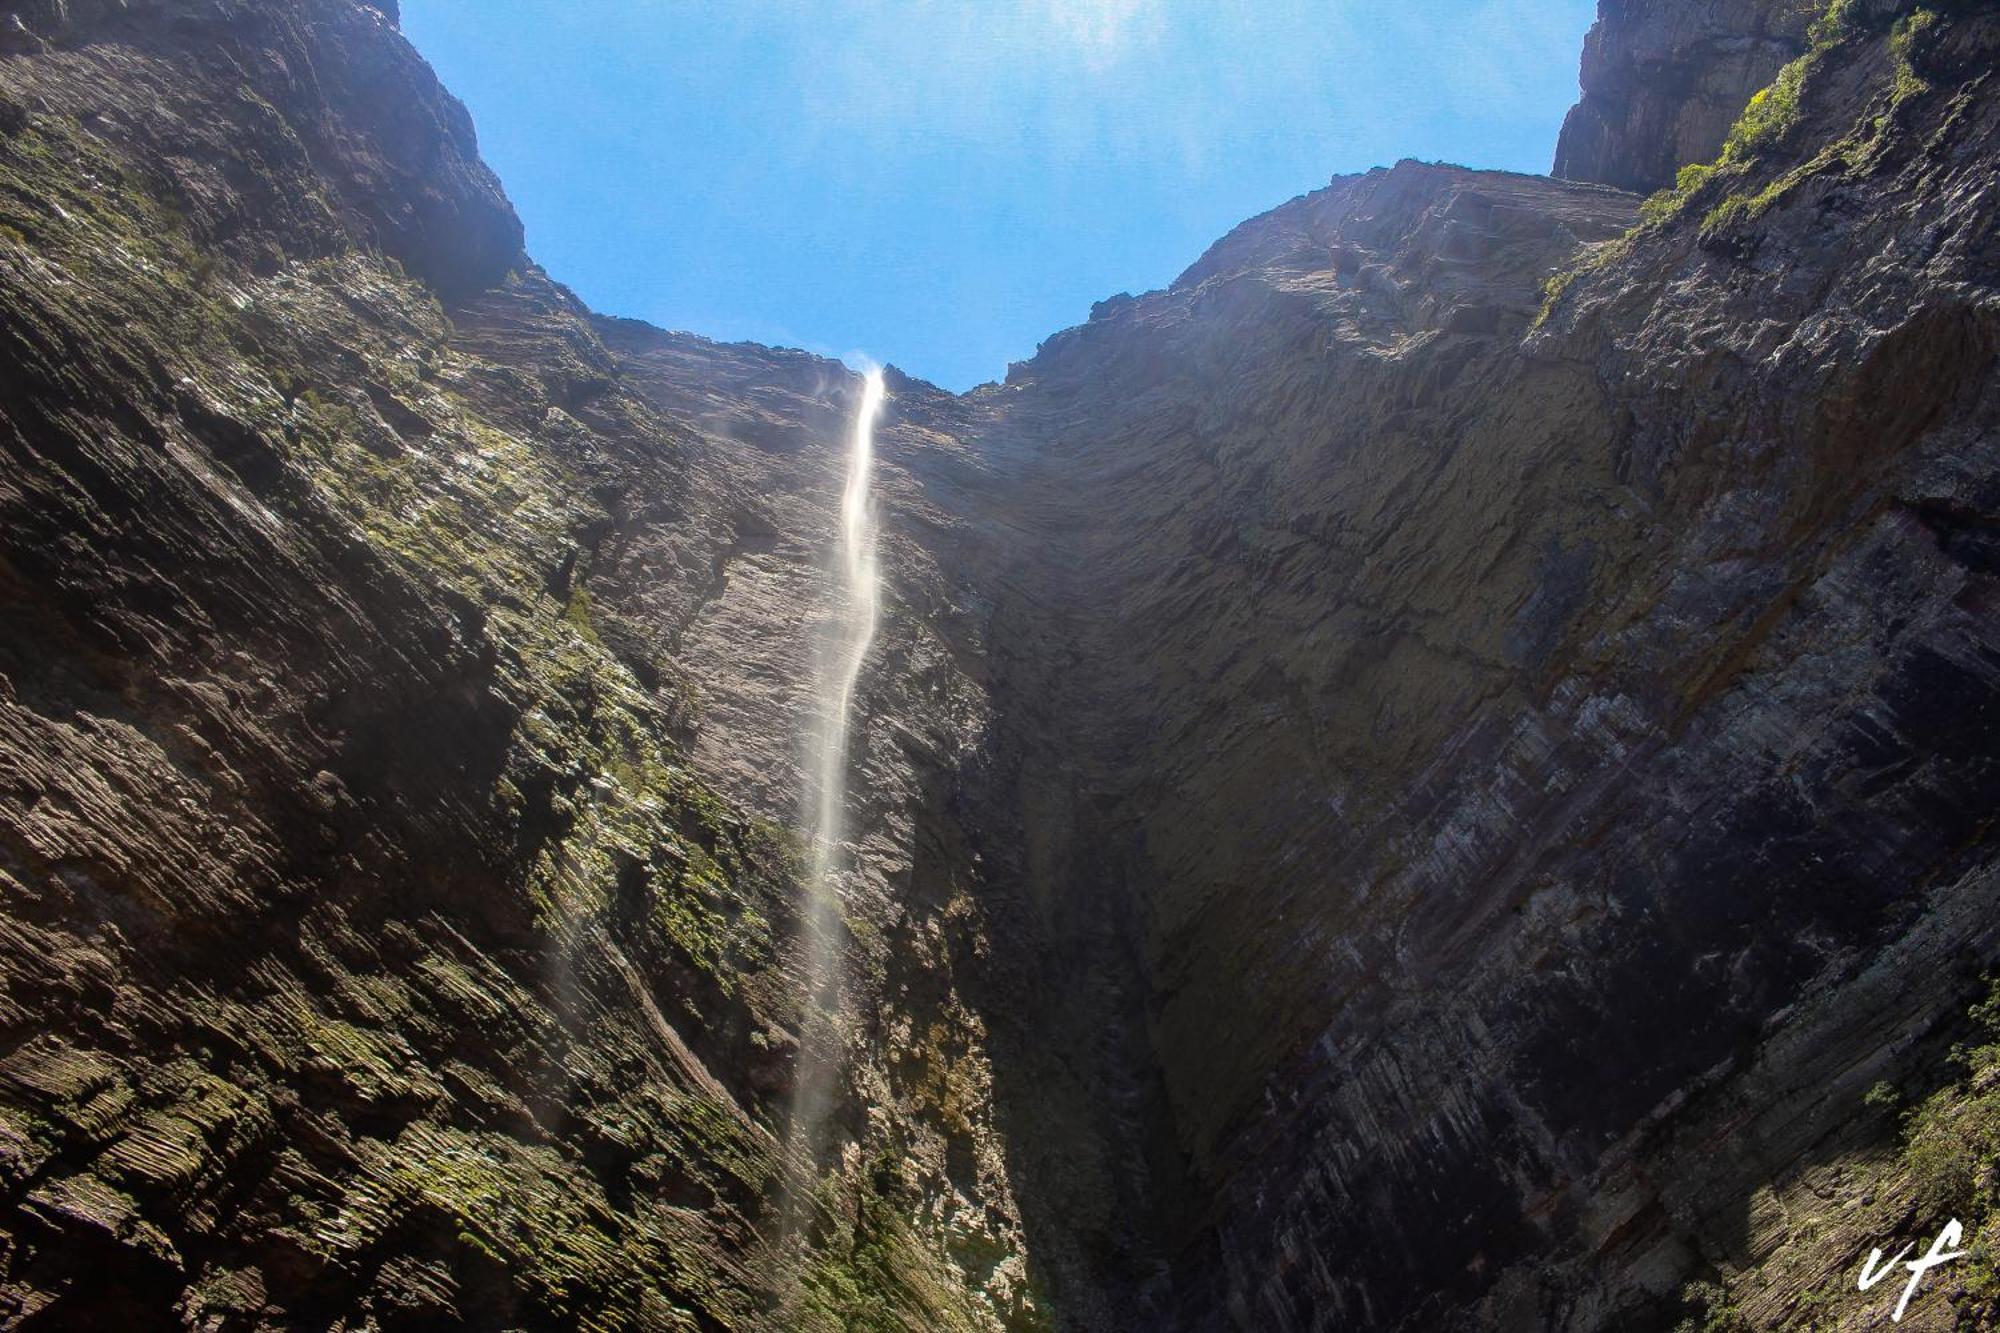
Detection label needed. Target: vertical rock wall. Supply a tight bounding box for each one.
[1554,0,1811,192]
[0,0,1997,1330]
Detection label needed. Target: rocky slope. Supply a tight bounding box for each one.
[0,0,1997,1331]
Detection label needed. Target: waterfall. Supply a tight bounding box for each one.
[775,366,886,1275]
[809,368,885,897]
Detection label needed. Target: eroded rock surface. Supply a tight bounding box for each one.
[0,2,1040,1328]
[1555,0,1812,192]
[958,6,2000,1328]
[0,0,1996,1330]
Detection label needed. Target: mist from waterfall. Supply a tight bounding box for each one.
[774,367,886,1279]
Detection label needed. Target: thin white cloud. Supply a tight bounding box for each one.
[670,0,1592,228]
[1037,0,1163,70]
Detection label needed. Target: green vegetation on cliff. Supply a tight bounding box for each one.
[0,8,1043,1328]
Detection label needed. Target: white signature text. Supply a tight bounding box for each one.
[1857,1218,1967,1323]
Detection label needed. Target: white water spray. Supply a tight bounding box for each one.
[808,368,886,893]
[776,367,886,1266]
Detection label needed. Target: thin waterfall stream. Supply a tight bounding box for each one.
[775,367,887,1281]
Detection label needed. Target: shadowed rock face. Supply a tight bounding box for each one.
[954,32,2000,1316]
[1554,0,1812,192]
[0,0,1998,1330]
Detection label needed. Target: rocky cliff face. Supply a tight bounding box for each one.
[0,3,1038,1328]
[1555,0,1813,191]
[0,1,1996,1331]
[971,4,2000,1325]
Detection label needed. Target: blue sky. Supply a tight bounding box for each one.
[400,1,1598,391]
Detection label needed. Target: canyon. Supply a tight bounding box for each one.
[0,0,1996,1330]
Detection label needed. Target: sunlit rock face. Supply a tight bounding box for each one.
[0,4,1038,1328]
[0,0,1998,1331]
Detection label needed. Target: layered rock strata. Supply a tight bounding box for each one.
[0,0,1996,1331]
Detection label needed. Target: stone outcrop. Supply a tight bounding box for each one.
[0,0,1998,1330]
[1554,0,1812,192]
